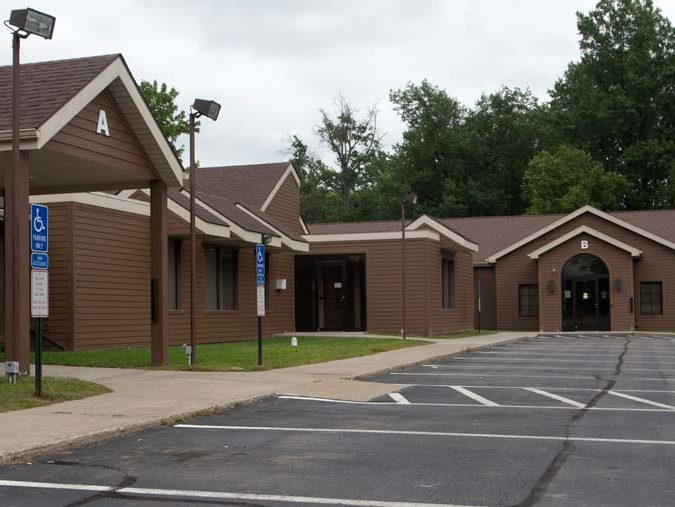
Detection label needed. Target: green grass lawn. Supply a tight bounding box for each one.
[432,329,499,339]
[10,336,427,372]
[0,376,111,413]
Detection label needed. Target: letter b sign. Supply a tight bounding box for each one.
[581,240,589,250]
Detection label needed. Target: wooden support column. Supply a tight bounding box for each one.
[4,150,30,374]
[150,179,168,366]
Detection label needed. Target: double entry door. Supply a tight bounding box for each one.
[562,277,610,331]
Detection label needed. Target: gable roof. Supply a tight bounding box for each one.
[485,205,675,263]
[527,226,642,260]
[0,54,183,187]
[197,162,292,210]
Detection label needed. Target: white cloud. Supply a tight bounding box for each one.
[4,0,675,167]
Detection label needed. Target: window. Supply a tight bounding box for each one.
[168,240,181,310]
[519,284,539,317]
[640,282,663,315]
[442,253,454,309]
[205,246,238,310]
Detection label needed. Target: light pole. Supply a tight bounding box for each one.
[5,8,55,380]
[400,192,417,340]
[188,99,220,366]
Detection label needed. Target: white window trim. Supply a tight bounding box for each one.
[527,225,642,259]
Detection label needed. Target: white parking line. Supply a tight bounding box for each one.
[422,364,675,373]
[0,480,473,507]
[525,388,586,408]
[277,395,675,412]
[391,372,675,381]
[174,424,675,446]
[608,391,675,410]
[453,357,675,365]
[477,351,675,358]
[449,386,500,406]
[388,393,410,404]
[396,384,675,394]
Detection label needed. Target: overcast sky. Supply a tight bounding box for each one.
[5,0,675,167]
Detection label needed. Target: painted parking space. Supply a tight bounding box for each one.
[1,333,674,506]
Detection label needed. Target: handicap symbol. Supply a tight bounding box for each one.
[33,212,45,233]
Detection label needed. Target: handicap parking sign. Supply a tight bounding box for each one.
[31,204,48,253]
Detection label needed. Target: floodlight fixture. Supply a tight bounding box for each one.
[9,8,55,39]
[402,192,418,205]
[192,99,221,121]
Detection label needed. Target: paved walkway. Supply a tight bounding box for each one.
[0,332,532,464]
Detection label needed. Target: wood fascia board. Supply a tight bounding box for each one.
[406,215,479,252]
[260,163,301,212]
[235,204,309,252]
[527,225,642,259]
[487,205,675,263]
[303,230,440,242]
[138,188,230,238]
[179,189,265,244]
[29,58,182,186]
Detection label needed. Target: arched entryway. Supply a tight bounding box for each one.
[561,254,611,331]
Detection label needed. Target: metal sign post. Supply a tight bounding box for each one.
[30,204,49,398]
[256,244,265,366]
[476,279,482,334]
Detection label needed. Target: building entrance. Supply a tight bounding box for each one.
[561,254,611,331]
[294,255,367,332]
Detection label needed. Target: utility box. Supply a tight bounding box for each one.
[276,279,287,290]
[5,361,19,384]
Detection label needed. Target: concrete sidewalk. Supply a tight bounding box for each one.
[0,331,533,464]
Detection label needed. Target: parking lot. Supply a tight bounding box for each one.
[1,333,675,506]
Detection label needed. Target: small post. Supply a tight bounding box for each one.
[35,317,43,398]
[476,279,482,335]
[257,317,263,366]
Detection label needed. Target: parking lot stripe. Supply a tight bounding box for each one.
[453,357,675,365]
[449,386,500,406]
[174,424,675,446]
[423,364,675,373]
[388,393,411,404]
[477,351,675,358]
[276,395,675,412]
[525,388,586,408]
[392,372,612,380]
[398,384,675,394]
[0,479,475,507]
[608,391,675,410]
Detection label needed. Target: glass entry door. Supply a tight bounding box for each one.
[561,254,611,331]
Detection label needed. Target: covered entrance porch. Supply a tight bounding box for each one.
[294,254,367,332]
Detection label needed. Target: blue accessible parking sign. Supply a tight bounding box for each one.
[256,243,265,285]
[31,204,49,253]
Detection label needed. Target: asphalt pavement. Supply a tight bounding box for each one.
[1,333,674,506]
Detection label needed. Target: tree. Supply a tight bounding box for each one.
[140,80,194,160]
[388,80,466,217]
[523,145,629,214]
[549,0,675,209]
[290,96,383,221]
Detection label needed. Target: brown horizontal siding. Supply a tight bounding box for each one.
[428,247,474,335]
[264,174,301,235]
[71,202,151,349]
[495,212,675,331]
[537,234,634,332]
[305,238,472,336]
[168,241,295,345]
[41,202,73,349]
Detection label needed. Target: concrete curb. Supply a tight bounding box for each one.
[1,332,534,465]
[0,394,275,466]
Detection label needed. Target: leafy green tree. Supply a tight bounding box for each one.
[388,80,466,217]
[290,97,384,222]
[523,145,629,213]
[549,0,675,209]
[140,80,194,159]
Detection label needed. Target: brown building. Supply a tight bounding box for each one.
[4,55,675,358]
